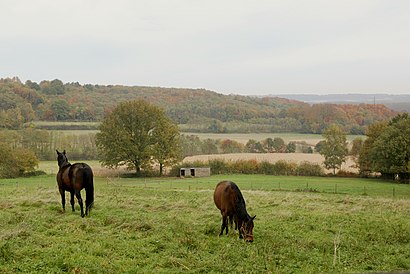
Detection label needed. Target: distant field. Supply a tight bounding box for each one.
[30,121,100,127]
[27,122,364,145]
[183,153,358,173]
[182,132,364,145]
[29,121,100,134]
[38,161,125,177]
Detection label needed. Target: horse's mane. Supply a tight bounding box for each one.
[230,182,250,220]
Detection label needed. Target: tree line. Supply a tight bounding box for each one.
[0,98,409,182]
[358,113,410,182]
[0,77,398,134]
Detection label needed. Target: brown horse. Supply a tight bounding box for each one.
[214,181,255,242]
[56,150,94,217]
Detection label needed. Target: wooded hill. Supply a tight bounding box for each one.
[0,77,399,134]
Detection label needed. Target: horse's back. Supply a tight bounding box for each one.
[214,181,236,212]
[58,163,93,191]
[71,163,93,185]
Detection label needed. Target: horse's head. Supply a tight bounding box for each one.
[241,215,256,242]
[56,150,69,168]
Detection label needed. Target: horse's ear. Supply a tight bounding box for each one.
[56,150,60,154]
[252,215,256,220]
[63,150,66,155]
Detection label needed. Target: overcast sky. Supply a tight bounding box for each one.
[1,0,410,95]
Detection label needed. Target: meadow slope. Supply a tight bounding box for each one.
[1,174,409,273]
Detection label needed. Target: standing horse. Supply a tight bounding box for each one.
[214,181,255,242]
[56,150,94,217]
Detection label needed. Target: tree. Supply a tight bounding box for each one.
[40,79,65,95]
[201,139,219,154]
[320,124,348,175]
[286,142,296,153]
[220,139,244,153]
[368,114,410,181]
[315,140,326,153]
[51,100,70,121]
[350,137,363,156]
[152,116,182,175]
[95,100,180,176]
[358,121,388,176]
[349,137,363,169]
[0,143,39,178]
[263,138,274,152]
[272,137,286,152]
[208,120,227,133]
[179,135,202,156]
[245,139,265,153]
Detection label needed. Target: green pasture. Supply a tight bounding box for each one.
[30,121,100,127]
[38,161,102,175]
[1,174,409,273]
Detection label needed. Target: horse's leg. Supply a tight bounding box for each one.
[75,191,85,217]
[228,215,233,229]
[70,192,75,212]
[220,213,229,236]
[59,188,66,211]
[237,220,244,239]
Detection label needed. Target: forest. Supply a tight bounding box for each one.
[0,77,399,134]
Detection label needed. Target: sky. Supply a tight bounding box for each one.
[1,0,410,95]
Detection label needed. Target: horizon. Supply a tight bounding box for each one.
[3,75,410,97]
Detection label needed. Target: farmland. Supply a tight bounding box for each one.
[1,174,409,273]
[183,153,358,173]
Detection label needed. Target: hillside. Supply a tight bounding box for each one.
[0,77,399,134]
[274,93,410,112]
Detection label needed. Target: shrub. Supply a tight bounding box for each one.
[208,159,228,175]
[229,159,259,174]
[336,169,358,177]
[296,161,324,176]
[273,160,297,176]
[0,144,39,178]
[260,161,275,175]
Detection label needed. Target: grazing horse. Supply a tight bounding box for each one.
[56,150,94,217]
[214,181,255,242]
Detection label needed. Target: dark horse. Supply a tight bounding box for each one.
[214,181,255,242]
[56,150,94,217]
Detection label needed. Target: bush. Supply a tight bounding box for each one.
[260,161,275,175]
[208,159,228,175]
[228,159,259,174]
[0,144,39,178]
[170,159,329,177]
[336,169,358,177]
[296,161,324,176]
[273,160,297,176]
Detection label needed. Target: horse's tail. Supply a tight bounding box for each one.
[83,166,94,213]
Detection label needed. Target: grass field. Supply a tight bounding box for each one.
[30,121,100,127]
[0,174,409,273]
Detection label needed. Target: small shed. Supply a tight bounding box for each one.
[180,167,211,178]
